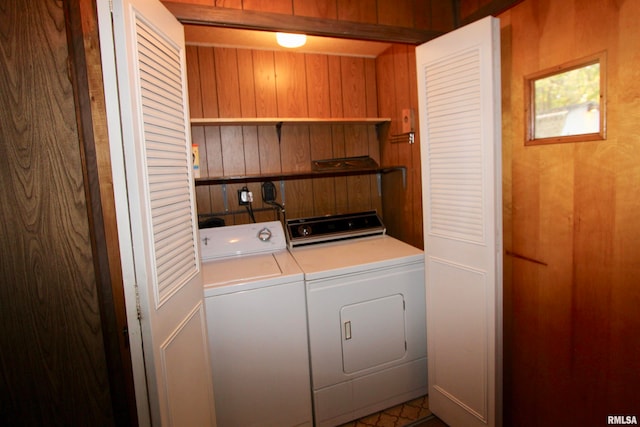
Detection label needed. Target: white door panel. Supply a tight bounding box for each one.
[160,304,212,426]
[102,0,216,425]
[416,16,502,427]
[428,258,487,419]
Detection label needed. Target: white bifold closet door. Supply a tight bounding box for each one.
[416,16,503,427]
[102,0,216,425]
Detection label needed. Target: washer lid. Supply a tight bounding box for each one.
[202,250,303,297]
[200,221,287,261]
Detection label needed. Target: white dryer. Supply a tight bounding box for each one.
[200,221,312,427]
[287,212,427,427]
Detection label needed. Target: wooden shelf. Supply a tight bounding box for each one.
[194,166,406,187]
[190,117,391,126]
[191,117,391,142]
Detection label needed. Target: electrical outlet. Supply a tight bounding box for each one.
[261,181,277,202]
[238,188,253,205]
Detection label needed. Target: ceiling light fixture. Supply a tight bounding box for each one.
[276,32,307,48]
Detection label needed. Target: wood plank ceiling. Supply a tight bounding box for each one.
[162,1,524,47]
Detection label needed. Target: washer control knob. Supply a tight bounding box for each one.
[257,227,272,242]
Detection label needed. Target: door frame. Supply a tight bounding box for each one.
[64,0,140,425]
[93,0,153,425]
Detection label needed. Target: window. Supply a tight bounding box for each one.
[525,52,606,145]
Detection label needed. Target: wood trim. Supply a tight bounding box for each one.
[194,166,406,185]
[524,51,606,146]
[190,117,390,126]
[63,0,138,425]
[459,0,524,26]
[161,2,444,44]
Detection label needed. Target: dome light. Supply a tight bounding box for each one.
[276,32,307,48]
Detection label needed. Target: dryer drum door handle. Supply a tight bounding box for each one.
[344,321,352,340]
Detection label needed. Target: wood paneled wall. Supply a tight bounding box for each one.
[177,0,445,246]
[0,0,116,424]
[500,0,640,424]
[376,45,424,249]
[187,46,382,224]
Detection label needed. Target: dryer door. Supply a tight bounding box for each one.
[341,294,406,373]
[306,263,425,389]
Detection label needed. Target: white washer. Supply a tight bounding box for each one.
[200,221,312,427]
[288,220,427,427]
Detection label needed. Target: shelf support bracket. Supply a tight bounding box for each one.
[380,167,407,189]
[279,180,286,206]
[221,183,229,212]
[375,121,390,142]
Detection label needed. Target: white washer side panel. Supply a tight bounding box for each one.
[205,281,312,427]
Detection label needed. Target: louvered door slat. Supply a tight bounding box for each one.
[142,105,184,128]
[424,48,485,243]
[135,17,198,305]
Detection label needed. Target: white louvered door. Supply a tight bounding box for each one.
[109,0,216,425]
[416,17,502,427]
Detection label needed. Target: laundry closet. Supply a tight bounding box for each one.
[185,27,430,427]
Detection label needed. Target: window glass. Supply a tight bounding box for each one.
[526,53,605,145]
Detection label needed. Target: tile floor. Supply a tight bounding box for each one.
[337,395,437,427]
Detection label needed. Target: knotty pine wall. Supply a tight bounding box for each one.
[499,0,640,425]
[187,46,384,225]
